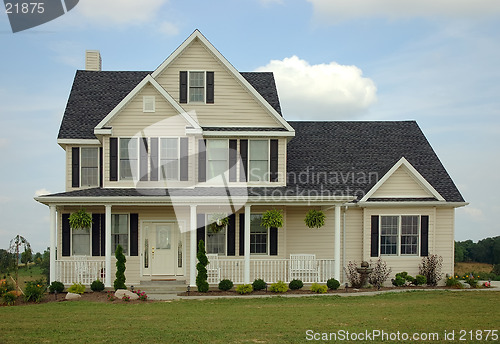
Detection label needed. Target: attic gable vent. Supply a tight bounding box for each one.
[85,50,101,71]
[143,96,155,112]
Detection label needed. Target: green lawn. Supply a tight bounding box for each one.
[1,291,499,343]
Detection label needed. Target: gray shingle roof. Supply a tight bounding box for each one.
[58,71,282,139]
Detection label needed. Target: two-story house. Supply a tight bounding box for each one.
[35,30,466,288]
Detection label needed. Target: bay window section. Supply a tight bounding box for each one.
[112,214,129,255]
[250,214,268,254]
[207,139,228,180]
[380,215,420,256]
[80,147,99,187]
[160,138,179,180]
[120,138,138,180]
[189,71,205,102]
[249,140,269,182]
[72,227,90,256]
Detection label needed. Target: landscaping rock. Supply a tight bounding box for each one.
[65,292,81,301]
[114,289,139,300]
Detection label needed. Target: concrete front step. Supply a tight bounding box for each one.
[135,280,188,294]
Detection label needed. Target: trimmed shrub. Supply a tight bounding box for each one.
[289,279,304,290]
[327,278,340,290]
[236,284,253,294]
[68,282,85,295]
[392,276,406,287]
[252,279,267,291]
[3,291,17,305]
[196,240,209,292]
[368,258,392,289]
[344,261,362,288]
[419,254,443,286]
[218,279,234,291]
[114,244,127,291]
[414,275,427,286]
[24,279,46,302]
[311,283,327,294]
[270,280,288,293]
[49,281,65,294]
[91,279,105,292]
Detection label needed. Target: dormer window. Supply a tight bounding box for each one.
[143,96,155,112]
[179,71,214,104]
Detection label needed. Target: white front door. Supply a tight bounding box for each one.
[142,222,181,276]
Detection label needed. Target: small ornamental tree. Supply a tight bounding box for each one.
[419,254,443,286]
[114,245,127,291]
[196,240,209,292]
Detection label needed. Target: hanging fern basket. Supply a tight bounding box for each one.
[208,213,229,233]
[69,209,92,230]
[261,209,284,229]
[304,209,325,229]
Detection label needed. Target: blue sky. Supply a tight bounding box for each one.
[0,0,499,253]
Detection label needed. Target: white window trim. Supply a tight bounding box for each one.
[111,213,131,256]
[143,96,156,113]
[250,213,269,256]
[188,70,206,104]
[379,214,421,256]
[80,147,100,188]
[118,138,140,181]
[158,137,181,181]
[248,139,271,183]
[206,139,229,181]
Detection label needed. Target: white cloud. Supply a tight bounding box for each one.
[0,138,9,149]
[308,0,500,23]
[0,196,10,204]
[158,21,179,36]
[256,56,377,119]
[34,188,51,197]
[77,0,168,24]
[463,207,484,221]
[259,0,283,6]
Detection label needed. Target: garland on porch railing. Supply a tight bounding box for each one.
[208,213,229,233]
[68,209,92,230]
[261,209,283,229]
[304,209,325,229]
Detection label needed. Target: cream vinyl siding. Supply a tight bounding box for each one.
[155,38,283,128]
[371,166,433,198]
[343,208,363,264]
[434,207,455,276]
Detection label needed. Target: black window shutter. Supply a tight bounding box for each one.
[109,138,118,181]
[206,71,214,104]
[62,214,71,257]
[370,215,379,257]
[140,138,148,182]
[99,147,103,187]
[270,139,278,182]
[227,214,236,256]
[421,215,429,257]
[239,139,248,182]
[229,140,237,182]
[150,138,159,181]
[198,139,206,182]
[100,214,106,256]
[197,213,205,252]
[71,147,79,188]
[180,137,189,181]
[239,213,245,256]
[270,227,278,256]
[92,214,101,256]
[180,71,188,103]
[130,214,139,256]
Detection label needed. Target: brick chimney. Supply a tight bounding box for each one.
[85,50,101,71]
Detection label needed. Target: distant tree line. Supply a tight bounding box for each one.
[455,236,500,264]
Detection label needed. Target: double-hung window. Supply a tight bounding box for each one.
[189,71,205,102]
[249,140,269,182]
[207,140,228,180]
[160,138,179,180]
[206,215,226,255]
[112,214,129,255]
[72,227,90,256]
[380,215,419,256]
[250,214,268,254]
[119,138,138,180]
[80,147,99,187]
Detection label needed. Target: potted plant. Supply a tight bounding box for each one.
[261,209,283,229]
[304,209,325,229]
[69,209,92,230]
[208,213,229,233]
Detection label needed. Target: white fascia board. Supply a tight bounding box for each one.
[360,157,445,202]
[94,75,201,131]
[357,201,468,208]
[203,130,295,137]
[57,139,101,146]
[151,30,295,135]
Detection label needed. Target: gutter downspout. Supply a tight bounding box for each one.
[343,205,347,283]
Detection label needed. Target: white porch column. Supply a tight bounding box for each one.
[49,205,56,283]
[190,205,197,287]
[105,205,112,288]
[334,204,341,281]
[244,204,251,284]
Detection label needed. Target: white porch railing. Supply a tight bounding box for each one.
[55,259,106,285]
[211,258,335,284]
